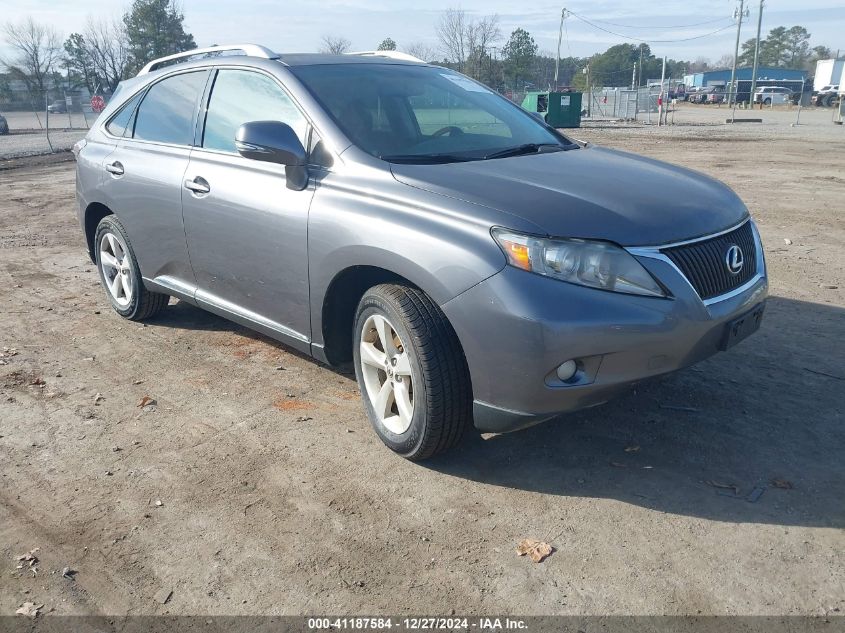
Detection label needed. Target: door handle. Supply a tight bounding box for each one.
[105,161,124,176]
[184,177,210,195]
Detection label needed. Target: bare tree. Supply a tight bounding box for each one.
[713,54,734,70]
[404,42,438,63]
[688,57,710,73]
[84,17,131,92]
[320,35,351,55]
[435,8,500,78]
[1,17,63,102]
[465,14,500,79]
[436,8,467,71]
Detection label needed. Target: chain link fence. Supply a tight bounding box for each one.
[580,86,668,122]
[1,84,97,159]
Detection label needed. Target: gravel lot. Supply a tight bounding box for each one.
[0,105,843,618]
[0,130,86,160]
[0,112,92,159]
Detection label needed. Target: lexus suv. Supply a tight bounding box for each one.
[74,44,767,460]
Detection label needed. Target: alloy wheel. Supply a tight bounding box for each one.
[359,313,414,434]
[98,231,133,307]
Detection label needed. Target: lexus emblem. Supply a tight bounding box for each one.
[725,244,744,275]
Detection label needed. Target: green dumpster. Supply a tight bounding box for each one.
[521,91,582,128]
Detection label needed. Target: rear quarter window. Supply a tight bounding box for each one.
[105,91,143,137]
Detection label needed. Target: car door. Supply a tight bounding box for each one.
[99,69,209,295]
[181,68,314,349]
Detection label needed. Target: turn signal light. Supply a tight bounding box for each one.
[504,241,531,271]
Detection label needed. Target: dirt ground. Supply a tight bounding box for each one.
[1,106,844,618]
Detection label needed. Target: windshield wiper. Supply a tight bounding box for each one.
[483,143,571,160]
[380,154,477,164]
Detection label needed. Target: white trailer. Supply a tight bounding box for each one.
[814,59,845,92]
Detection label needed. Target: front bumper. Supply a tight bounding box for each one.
[441,229,768,433]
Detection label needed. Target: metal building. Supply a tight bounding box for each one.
[683,67,807,88]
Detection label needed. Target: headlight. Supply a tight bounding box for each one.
[492,228,666,297]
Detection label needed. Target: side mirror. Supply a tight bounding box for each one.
[235,120,306,165]
[235,120,308,190]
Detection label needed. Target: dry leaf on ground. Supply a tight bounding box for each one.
[516,539,554,563]
[15,602,43,618]
[153,588,172,604]
[16,548,39,566]
[137,395,156,408]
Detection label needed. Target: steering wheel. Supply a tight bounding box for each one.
[431,126,465,138]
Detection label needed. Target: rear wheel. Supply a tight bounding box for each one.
[94,215,168,321]
[763,97,772,106]
[353,284,471,460]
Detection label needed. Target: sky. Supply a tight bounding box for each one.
[2,0,844,63]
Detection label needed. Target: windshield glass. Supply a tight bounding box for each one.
[291,63,574,163]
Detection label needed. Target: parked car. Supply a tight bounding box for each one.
[706,88,726,104]
[74,44,768,460]
[688,87,723,104]
[753,86,792,105]
[686,88,704,104]
[0,113,8,135]
[47,100,68,114]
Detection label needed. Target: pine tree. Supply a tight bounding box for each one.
[123,0,196,73]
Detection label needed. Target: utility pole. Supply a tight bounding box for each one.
[554,9,566,88]
[638,44,644,87]
[728,0,748,107]
[584,65,591,118]
[658,55,666,126]
[632,62,637,90]
[636,44,644,120]
[748,0,765,108]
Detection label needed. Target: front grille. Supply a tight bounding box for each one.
[662,221,757,300]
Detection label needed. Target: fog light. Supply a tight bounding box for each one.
[556,360,578,382]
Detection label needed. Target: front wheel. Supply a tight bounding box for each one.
[353,284,471,460]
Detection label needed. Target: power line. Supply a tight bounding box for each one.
[566,10,736,44]
[587,16,734,30]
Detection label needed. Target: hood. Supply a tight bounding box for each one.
[390,145,748,246]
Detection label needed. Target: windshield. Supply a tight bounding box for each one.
[291,63,576,163]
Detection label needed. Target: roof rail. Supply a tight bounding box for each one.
[348,51,425,63]
[137,44,278,76]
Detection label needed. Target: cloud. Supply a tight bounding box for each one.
[2,0,843,62]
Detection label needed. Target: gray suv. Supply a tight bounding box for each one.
[74,45,768,460]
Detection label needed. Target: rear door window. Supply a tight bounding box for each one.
[202,69,308,153]
[133,71,208,145]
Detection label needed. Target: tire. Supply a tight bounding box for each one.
[822,94,834,108]
[763,98,771,106]
[353,284,471,461]
[94,215,168,321]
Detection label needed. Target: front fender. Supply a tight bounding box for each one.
[307,169,512,350]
